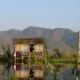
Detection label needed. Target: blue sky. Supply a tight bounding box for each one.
[0,0,80,31]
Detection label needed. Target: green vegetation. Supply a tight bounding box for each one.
[8,75,17,80]
[0,44,79,80]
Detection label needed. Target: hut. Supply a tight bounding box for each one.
[13,38,45,80]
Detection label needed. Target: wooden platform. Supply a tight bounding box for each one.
[16,77,44,80]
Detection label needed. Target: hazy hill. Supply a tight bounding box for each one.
[0,27,78,53]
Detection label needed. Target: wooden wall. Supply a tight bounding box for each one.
[14,44,43,52]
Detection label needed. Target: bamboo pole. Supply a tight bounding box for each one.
[77,32,80,80]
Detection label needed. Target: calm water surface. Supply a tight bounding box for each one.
[0,63,77,80]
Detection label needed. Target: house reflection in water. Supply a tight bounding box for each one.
[13,38,45,80]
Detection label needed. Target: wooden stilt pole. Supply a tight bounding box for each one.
[77,32,80,80]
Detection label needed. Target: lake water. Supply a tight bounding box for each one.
[0,63,14,80]
[0,63,77,80]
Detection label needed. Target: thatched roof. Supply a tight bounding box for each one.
[13,38,43,44]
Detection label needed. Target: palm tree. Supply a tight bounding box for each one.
[54,48,61,58]
[43,43,61,80]
[2,45,12,61]
[1,45,14,75]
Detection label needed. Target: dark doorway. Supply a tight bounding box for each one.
[29,44,34,52]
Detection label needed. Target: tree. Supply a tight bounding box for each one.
[43,43,60,80]
[2,45,12,61]
[54,48,61,58]
[1,45,14,75]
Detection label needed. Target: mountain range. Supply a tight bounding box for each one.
[0,26,78,53]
